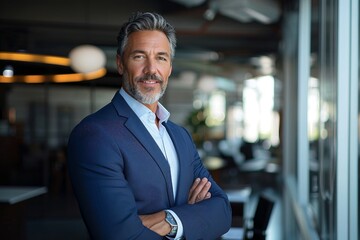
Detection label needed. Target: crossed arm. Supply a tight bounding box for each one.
[139,177,212,236]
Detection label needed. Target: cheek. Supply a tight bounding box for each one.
[126,64,143,78]
[161,66,172,78]
[167,65,172,78]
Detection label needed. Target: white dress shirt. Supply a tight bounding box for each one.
[119,88,184,239]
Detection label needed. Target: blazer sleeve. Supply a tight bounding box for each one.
[67,119,163,240]
[169,126,232,240]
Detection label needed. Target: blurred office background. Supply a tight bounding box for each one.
[0,0,358,239]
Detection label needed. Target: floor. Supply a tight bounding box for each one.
[16,165,282,240]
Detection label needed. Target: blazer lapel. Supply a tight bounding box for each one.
[111,93,175,206]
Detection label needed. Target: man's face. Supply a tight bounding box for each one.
[117,30,172,106]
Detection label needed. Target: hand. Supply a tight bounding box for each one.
[139,211,170,236]
[188,177,211,204]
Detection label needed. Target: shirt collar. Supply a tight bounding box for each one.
[119,88,170,123]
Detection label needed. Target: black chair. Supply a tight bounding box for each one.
[221,194,275,240]
[243,195,275,240]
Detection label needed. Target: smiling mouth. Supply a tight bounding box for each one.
[137,74,163,83]
[141,80,159,84]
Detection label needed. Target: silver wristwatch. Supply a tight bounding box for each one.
[164,210,178,237]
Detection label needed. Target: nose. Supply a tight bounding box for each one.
[143,58,157,75]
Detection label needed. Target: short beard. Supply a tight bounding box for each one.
[122,73,167,105]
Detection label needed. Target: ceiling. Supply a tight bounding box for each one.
[0,0,284,87]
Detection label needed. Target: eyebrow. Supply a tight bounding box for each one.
[130,50,170,58]
[158,52,170,57]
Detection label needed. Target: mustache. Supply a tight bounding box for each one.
[136,74,163,82]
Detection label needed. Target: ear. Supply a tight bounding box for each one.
[116,54,124,75]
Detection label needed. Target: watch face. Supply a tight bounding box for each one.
[165,211,178,237]
[166,212,177,226]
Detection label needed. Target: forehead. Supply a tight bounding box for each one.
[126,30,171,53]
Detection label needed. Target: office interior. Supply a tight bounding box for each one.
[0,0,358,239]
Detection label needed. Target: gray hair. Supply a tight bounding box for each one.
[117,12,177,59]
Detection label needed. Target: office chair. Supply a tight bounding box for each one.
[243,195,275,240]
[221,194,275,240]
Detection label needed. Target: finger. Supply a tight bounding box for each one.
[189,178,201,193]
[190,178,208,200]
[205,192,211,199]
[196,181,211,202]
[188,178,210,203]
[188,178,201,202]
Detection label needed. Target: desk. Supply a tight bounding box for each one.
[0,186,47,204]
[0,186,47,240]
[222,228,245,240]
[226,187,251,203]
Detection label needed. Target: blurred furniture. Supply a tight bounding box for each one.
[243,195,275,240]
[221,187,251,240]
[222,194,274,240]
[217,139,280,184]
[226,187,252,226]
[0,186,47,239]
[0,186,47,204]
[203,156,227,182]
[0,136,21,184]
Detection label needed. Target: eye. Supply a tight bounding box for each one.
[158,56,168,62]
[133,54,145,60]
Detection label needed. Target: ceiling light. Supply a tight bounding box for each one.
[170,0,206,7]
[69,45,106,73]
[217,0,280,24]
[0,52,69,66]
[0,47,107,83]
[3,65,14,77]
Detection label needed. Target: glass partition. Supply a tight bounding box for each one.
[2,84,115,186]
[308,0,337,238]
[358,1,360,236]
[308,0,359,239]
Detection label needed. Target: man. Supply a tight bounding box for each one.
[67,12,232,240]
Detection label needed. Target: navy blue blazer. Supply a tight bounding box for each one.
[67,92,232,240]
